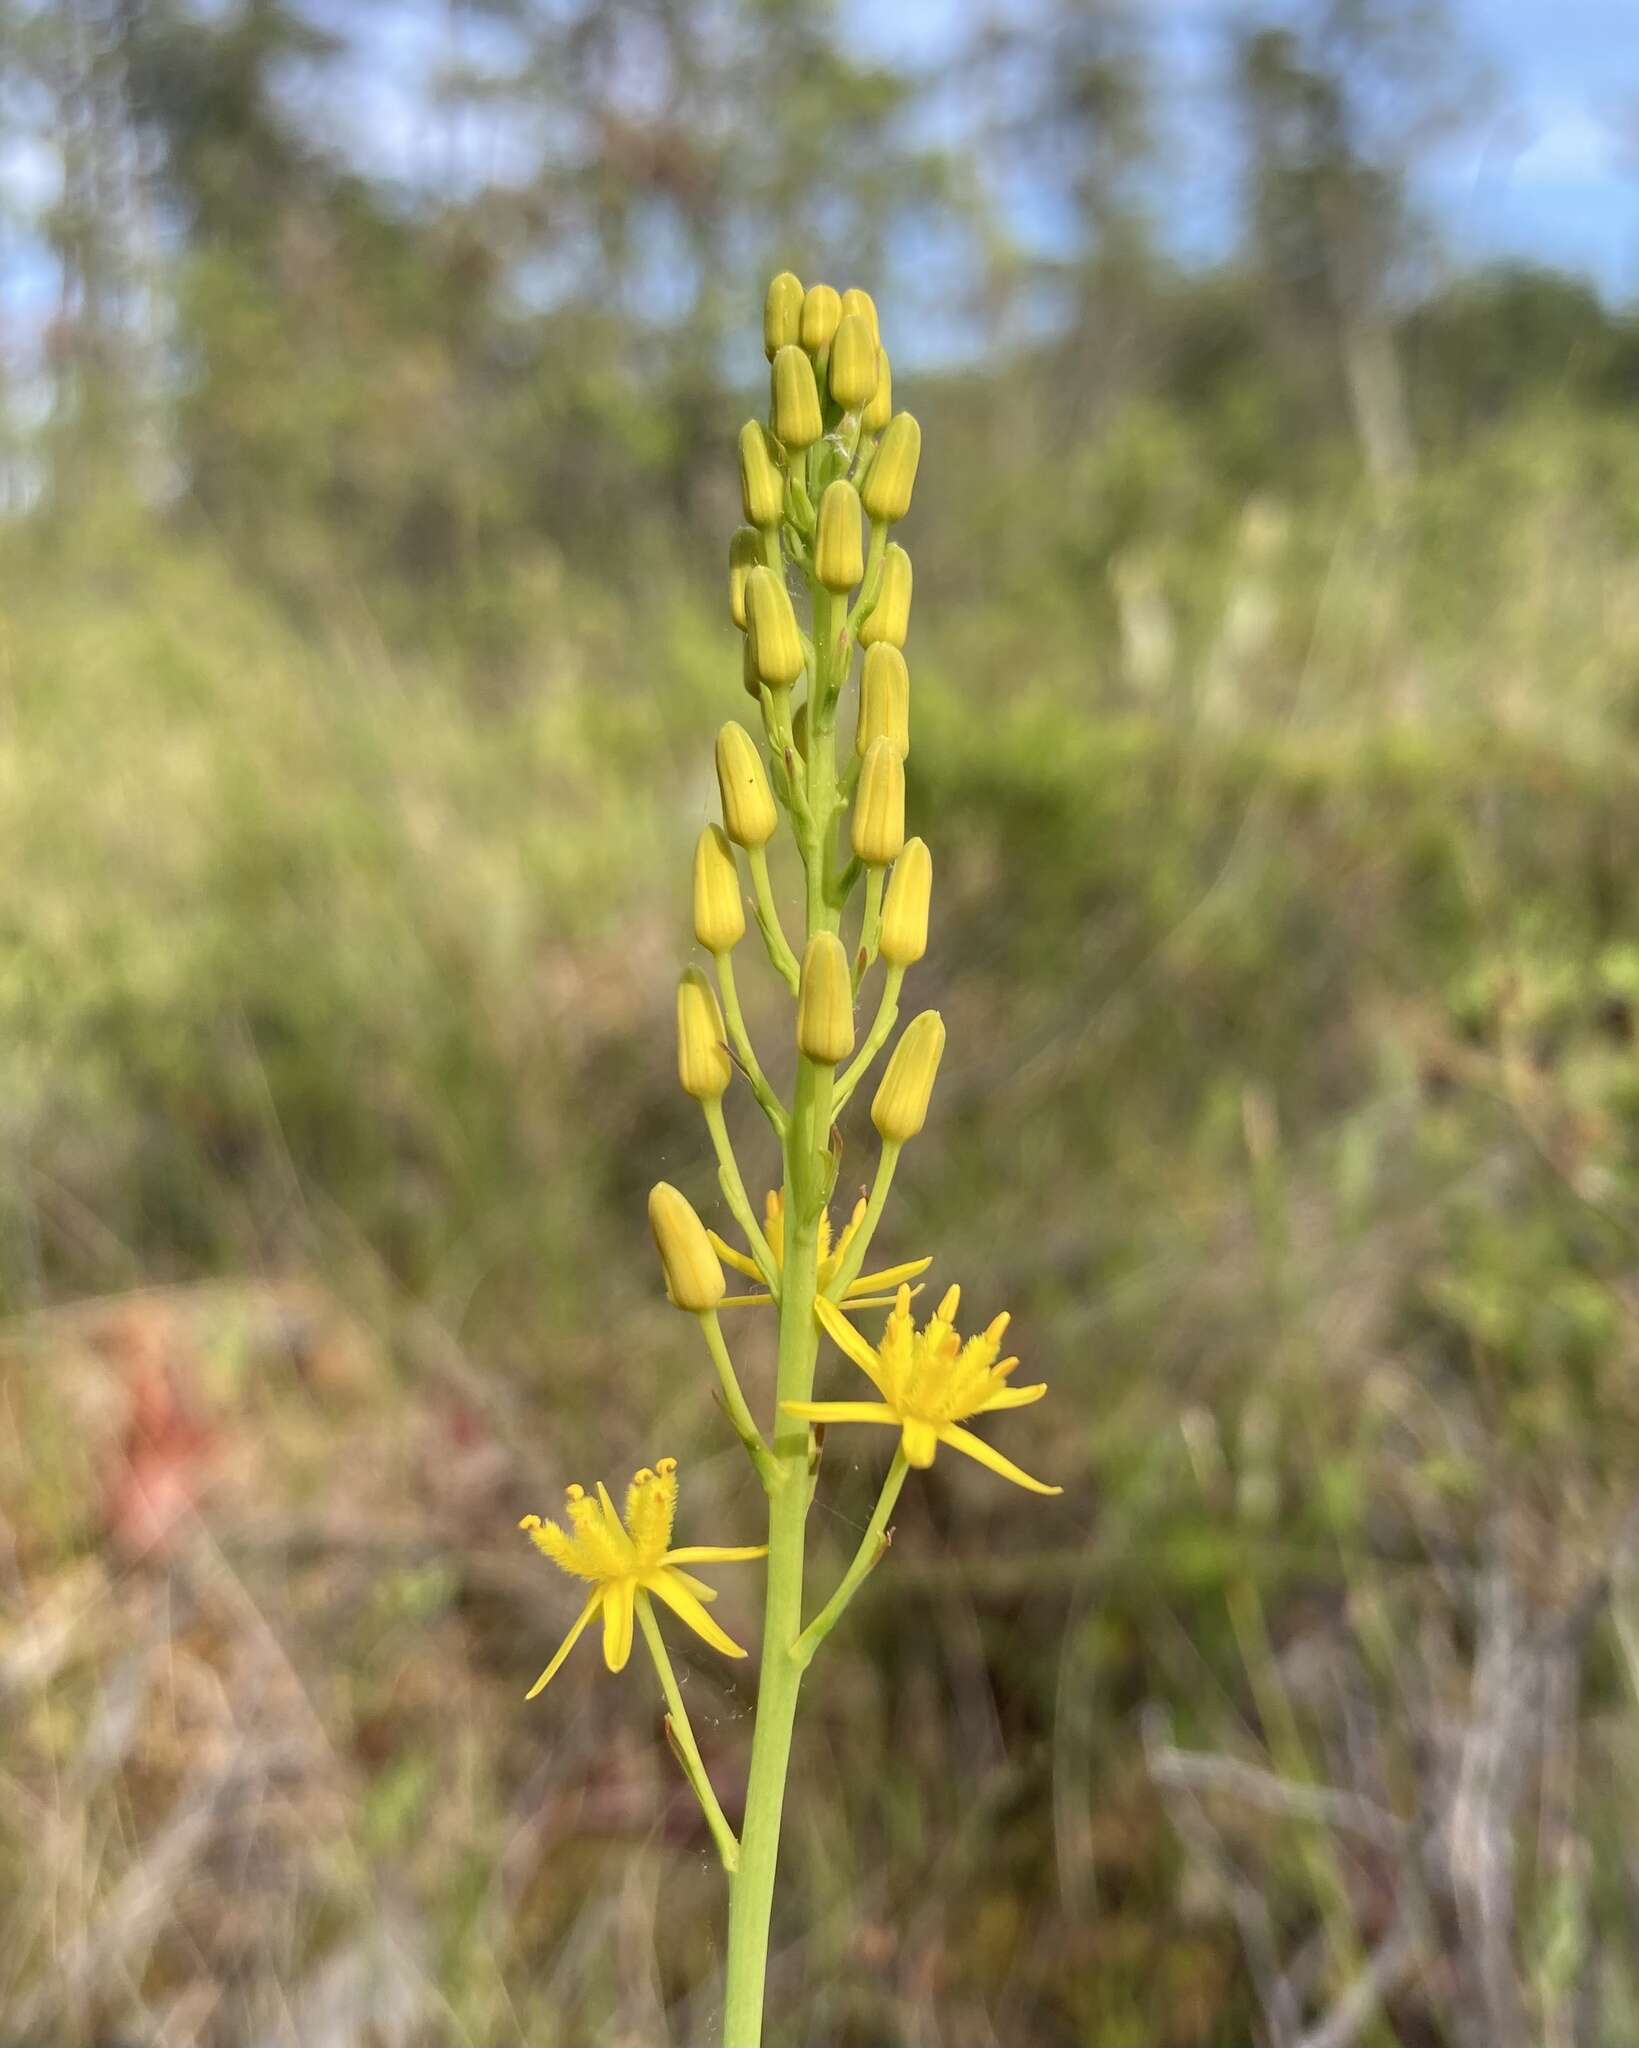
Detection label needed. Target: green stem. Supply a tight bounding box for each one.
[699,1310,778,1493]
[833,964,903,1114]
[812,588,842,722]
[746,845,801,993]
[716,952,787,1136]
[829,850,864,909]
[703,1097,779,1291]
[721,1056,829,2045]
[854,867,885,986]
[636,1592,741,1874]
[846,521,887,634]
[791,1449,908,1668]
[721,522,853,2045]
[822,1138,901,1302]
[758,681,795,763]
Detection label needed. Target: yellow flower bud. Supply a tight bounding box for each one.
[739,420,784,526]
[863,346,892,433]
[763,271,804,358]
[814,479,864,593]
[858,543,912,648]
[693,824,745,953]
[879,836,931,966]
[852,736,905,866]
[799,283,841,352]
[796,931,854,1065]
[840,286,880,345]
[728,526,761,629]
[649,1181,726,1313]
[861,412,921,523]
[771,344,822,450]
[741,631,763,700]
[677,968,732,1101]
[715,722,778,847]
[828,313,878,411]
[871,1011,945,1141]
[745,565,804,687]
[855,642,909,759]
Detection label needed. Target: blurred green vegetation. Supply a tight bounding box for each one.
[0,1,1634,2042]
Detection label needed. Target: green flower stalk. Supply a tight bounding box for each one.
[516,275,1063,2048]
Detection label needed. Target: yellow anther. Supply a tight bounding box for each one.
[518,1514,541,1530]
[656,1456,678,1476]
[565,1483,585,1502]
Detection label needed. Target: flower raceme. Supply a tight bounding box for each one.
[518,271,1063,2045]
[711,1189,930,1312]
[786,1285,1063,1494]
[519,1460,767,1695]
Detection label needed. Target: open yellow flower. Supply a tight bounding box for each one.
[710,1189,930,1310]
[786,1285,1062,1494]
[519,1459,768,1696]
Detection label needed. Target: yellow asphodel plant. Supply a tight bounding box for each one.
[517,272,1062,2047]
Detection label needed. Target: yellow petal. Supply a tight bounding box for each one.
[525,1589,602,1698]
[644,1568,748,1657]
[708,1232,766,1282]
[974,1382,1049,1412]
[781,1400,901,1427]
[664,1543,771,1565]
[663,1567,719,1601]
[936,1423,1061,1495]
[833,1287,923,1310]
[602,1579,636,1670]
[625,1464,677,1562]
[719,1291,777,1309]
[596,1482,639,1562]
[829,1196,868,1264]
[848,1256,933,1294]
[901,1419,939,1467]
[520,1514,581,1574]
[814,1296,888,1387]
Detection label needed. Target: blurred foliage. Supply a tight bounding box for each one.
[0,0,1634,2043]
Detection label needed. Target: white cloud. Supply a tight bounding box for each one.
[1511,103,1624,185]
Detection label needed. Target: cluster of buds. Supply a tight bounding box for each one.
[524,272,1056,2047]
[665,269,940,1219]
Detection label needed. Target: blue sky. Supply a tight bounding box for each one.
[845,0,1635,302]
[0,0,1630,397]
